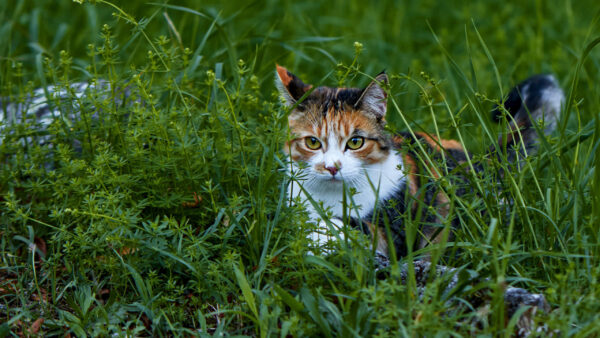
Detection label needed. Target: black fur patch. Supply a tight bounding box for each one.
[492,74,557,122]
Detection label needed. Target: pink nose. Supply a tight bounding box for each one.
[325,166,338,176]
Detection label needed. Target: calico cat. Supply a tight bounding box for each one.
[276,65,564,259]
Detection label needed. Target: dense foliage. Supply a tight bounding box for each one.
[1,0,599,336]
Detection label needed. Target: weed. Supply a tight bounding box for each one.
[1,0,599,336]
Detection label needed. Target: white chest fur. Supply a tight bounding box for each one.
[288,152,405,221]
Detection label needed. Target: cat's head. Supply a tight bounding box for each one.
[276,65,393,184]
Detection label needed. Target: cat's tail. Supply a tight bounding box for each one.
[491,74,564,166]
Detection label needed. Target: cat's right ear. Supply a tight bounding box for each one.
[275,65,312,107]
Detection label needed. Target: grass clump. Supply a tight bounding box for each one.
[1,0,600,336]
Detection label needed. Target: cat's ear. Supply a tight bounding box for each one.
[356,71,388,119]
[275,65,312,106]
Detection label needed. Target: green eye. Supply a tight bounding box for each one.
[346,136,364,150]
[305,137,322,150]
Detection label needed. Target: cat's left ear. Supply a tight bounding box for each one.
[275,65,312,107]
[356,72,388,120]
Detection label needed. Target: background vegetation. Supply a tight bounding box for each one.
[1,0,599,336]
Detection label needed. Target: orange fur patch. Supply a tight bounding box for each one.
[402,154,419,198]
[355,142,388,164]
[276,65,292,86]
[415,132,464,152]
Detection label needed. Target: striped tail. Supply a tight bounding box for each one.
[492,74,564,166]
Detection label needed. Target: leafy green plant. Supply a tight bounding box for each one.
[1,0,599,336]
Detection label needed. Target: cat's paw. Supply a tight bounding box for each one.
[306,218,345,255]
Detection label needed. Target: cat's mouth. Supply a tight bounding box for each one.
[324,175,343,182]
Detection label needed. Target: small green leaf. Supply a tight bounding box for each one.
[273,284,305,313]
[233,264,257,318]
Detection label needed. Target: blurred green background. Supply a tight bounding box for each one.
[3,0,599,91]
[3,0,599,149]
[1,0,599,336]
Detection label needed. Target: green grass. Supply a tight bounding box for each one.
[1,0,599,336]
